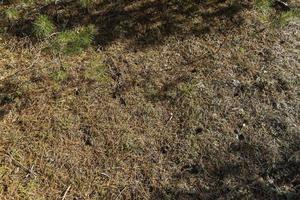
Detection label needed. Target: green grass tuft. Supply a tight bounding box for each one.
[51,69,68,82]
[277,8,300,26]
[255,0,272,22]
[84,56,110,83]
[33,15,56,39]
[5,8,20,21]
[53,25,96,54]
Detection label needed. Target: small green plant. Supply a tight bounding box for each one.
[53,25,96,54]
[33,15,55,39]
[51,69,68,82]
[5,8,20,21]
[18,180,40,199]
[255,0,272,11]
[277,8,300,26]
[255,0,299,26]
[85,56,110,82]
[255,0,272,22]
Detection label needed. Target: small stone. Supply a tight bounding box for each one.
[233,79,241,87]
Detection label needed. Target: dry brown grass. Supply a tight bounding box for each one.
[0,0,300,199]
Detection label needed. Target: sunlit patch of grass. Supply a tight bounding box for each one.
[17,180,42,200]
[0,165,7,178]
[255,0,272,11]
[255,0,299,26]
[84,56,111,83]
[276,8,300,26]
[5,8,20,21]
[120,130,143,153]
[8,147,23,159]
[255,0,273,22]
[178,81,199,98]
[51,69,68,82]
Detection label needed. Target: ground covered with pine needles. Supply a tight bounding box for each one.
[0,0,299,199]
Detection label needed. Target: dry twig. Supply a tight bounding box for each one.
[62,185,71,200]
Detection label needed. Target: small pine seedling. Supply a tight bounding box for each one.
[53,25,96,54]
[277,8,300,26]
[33,15,55,39]
[85,55,110,83]
[5,8,20,21]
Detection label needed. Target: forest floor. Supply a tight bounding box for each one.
[0,0,299,199]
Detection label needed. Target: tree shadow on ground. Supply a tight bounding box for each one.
[6,0,250,49]
[149,139,300,199]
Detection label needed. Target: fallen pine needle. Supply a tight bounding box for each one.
[62,185,71,200]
